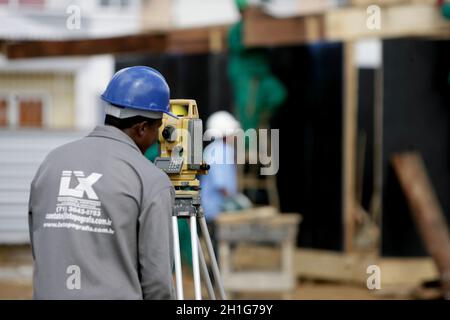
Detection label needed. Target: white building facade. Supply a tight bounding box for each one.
[0,0,142,243]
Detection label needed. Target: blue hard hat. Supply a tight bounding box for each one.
[101,66,177,118]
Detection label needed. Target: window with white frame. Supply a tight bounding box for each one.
[0,93,49,128]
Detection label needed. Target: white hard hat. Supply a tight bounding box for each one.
[205,111,241,139]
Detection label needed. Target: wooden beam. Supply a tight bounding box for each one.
[342,41,358,253]
[325,3,450,41]
[0,40,6,55]
[3,25,230,59]
[4,33,168,59]
[391,152,450,296]
[243,7,324,47]
[349,0,435,6]
[242,3,450,47]
[298,249,436,287]
[378,256,438,287]
[232,246,438,286]
[297,248,377,283]
[370,67,384,254]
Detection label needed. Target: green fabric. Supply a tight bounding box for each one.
[443,3,450,20]
[235,0,247,10]
[443,3,450,85]
[144,142,160,162]
[228,22,287,131]
[144,142,193,268]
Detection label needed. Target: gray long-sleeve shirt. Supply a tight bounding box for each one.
[28,125,175,300]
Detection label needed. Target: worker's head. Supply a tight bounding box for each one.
[104,113,162,154]
[101,66,177,153]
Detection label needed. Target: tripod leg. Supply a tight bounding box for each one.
[172,216,184,300]
[190,216,202,300]
[198,216,227,300]
[198,237,216,300]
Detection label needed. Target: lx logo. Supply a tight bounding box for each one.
[59,171,102,200]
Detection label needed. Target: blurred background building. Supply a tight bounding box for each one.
[0,0,139,242]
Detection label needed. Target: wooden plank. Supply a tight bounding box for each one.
[216,211,301,226]
[243,3,449,47]
[233,246,438,285]
[243,7,324,47]
[222,271,294,291]
[3,26,229,59]
[342,41,358,253]
[5,33,168,59]
[215,206,278,224]
[349,0,435,6]
[369,67,384,254]
[296,248,438,286]
[325,3,450,41]
[391,152,450,295]
[377,256,438,286]
[297,248,375,283]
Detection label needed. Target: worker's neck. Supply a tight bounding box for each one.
[121,127,146,154]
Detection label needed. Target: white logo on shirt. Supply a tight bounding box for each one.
[58,171,102,200]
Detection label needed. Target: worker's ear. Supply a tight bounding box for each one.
[134,121,148,137]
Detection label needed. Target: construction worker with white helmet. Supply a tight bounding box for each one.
[28,66,176,299]
[201,111,242,240]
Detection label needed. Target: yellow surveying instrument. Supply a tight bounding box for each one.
[155,99,227,300]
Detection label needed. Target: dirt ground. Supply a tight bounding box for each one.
[0,278,385,300]
[0,245,33,299]
[0,245,407,300]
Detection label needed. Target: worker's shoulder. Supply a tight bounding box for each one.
[134,155,172,188]
[44,137,86,160]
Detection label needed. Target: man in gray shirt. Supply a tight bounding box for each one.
[28,66,178,299]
